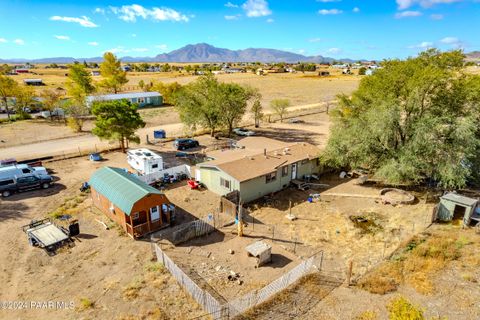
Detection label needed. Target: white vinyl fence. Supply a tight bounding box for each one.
[136,164,191,184]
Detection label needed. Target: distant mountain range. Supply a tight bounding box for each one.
[0,43,357,64]
[3,43,478,64]
[466,51,480,61]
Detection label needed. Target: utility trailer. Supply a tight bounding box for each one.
[22,218,79,255]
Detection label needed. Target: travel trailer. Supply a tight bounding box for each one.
[127,149,164,175]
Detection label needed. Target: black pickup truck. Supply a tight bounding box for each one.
[0,174,53,197]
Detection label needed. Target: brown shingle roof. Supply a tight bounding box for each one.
[199,140,321,182]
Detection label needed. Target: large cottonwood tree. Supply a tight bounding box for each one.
[322,49,480,188]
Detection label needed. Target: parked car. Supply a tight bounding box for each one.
[233,128,255,136]
[288,118,305,124]
[173,138,199,150]
[0,174,53,197]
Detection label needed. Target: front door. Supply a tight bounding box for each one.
[291,163,297,180]
[150,206,160,221]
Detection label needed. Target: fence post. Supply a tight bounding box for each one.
[346,260,353,286]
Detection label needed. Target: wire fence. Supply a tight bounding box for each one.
[153,241,325,320]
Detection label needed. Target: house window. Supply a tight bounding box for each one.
[266,172,277,184]
[152,164,158,169]
[220,177,231,189]
[138,97,145,104]
[132,212,139,220]
[282,166,288,177]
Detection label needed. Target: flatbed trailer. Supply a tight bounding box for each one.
[21,218,79,255]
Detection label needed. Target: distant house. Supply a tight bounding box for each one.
[86,92,163,108]
[15,69,29,74]
[194,137,322,203]
[89,167,174,238]
[23,79,43,86]
[121,65,132,72]
[91,71,100,76]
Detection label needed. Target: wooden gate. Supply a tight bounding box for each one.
[220,191,239,217]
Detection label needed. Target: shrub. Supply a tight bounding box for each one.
[387,296,424,320]
[79,297,94,310]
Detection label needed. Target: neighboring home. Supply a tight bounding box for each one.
[436,193,480,227]
[15,68,29,74]
[194,137,322,203]
[89,167,174,238]
[23,79,43,86]
[86,92,163,108]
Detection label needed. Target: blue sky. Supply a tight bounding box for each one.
[0,0,479,60]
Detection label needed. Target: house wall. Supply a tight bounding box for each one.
[131,193,171,227]
[130,96,163,108]
[198,167,240,197]
[240,158,322,203]
[91,187,128,231]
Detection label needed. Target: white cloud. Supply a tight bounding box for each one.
[0,38,7,43]
[88,41,99,46]
[242,0,272,17]
[440,36,463,48]
[266,18,274,23]
[54,35,70,41]
[309,38,322,43]
[110,4,189,22]
[318,9,343,15]
[94,8,105,14]
[430,13,444,19]
[327,47,342,55]
[225,2,239,8]
[14,39,25,45]
[408,41,434,49]
[50,15,98,28]
[353,7,360,13]
[397,0,462,10]
[155,44,168,52]
[225,14,241,20]
[395,10,423,18]
[298,49,306,54]
[106,46,128,54]
[131,33,137,37]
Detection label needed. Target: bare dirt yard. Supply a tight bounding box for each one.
[0,153,207,320]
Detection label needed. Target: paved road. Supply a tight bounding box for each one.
[0,102,328,161]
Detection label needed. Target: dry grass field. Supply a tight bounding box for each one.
[9,68,360,110]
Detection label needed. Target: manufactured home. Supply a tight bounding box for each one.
[85,92,163,108]
[89,167,174,238]
[127,148,164,175]
[23,79,43,86]
[194,137,322,203]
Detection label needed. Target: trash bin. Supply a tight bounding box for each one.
[154,130,166,139]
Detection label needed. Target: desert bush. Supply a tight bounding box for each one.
[356,310,378,320]
[79,297,94,310]
[387,296,424,320]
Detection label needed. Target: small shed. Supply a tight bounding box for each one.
[246,241,272,267]
[89,166,173,238]
[437,193,480,226]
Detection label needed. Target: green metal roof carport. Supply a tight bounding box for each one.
[89,167,161,215]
